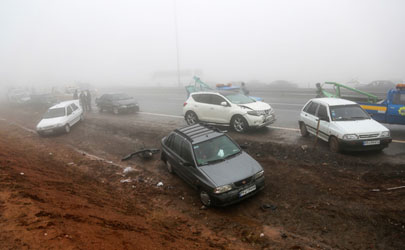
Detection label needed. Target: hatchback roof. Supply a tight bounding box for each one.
[50,100,78,109]
[175,123,224,144]
[312,97,357,106]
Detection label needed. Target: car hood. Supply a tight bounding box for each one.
[113,99,137,105]
[333,119,389,134]
[199,152,263,187]
[239,101,271,111]
[37,117,66,128]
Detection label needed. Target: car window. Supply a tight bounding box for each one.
[193,135,241,166]
[192,94,210,104]
[330,105,370,121]
[71,103,78,111]
[305,102,319,115]
[67,106,73,116]
[209,95,227,105]
[393,93,405,105]
[171,134,183,155]
[222,93,254,104]
[43,108,65,118]
[165,134,174,147]
[317,105,328,119]
[180,140,193,164]
[303,101,312,112]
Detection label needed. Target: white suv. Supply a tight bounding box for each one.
[298,98,392,152]
[183,91,276,132]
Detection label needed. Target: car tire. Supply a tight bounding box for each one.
[329,136,340,153]
[231,115,249,133]
[300,122,309,137]
[113,107,119,115]
[199,190,212,207]
[64,124,71,134]
[185,111,198,125]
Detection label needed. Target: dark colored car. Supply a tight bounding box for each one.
[161,124,265,207]
[95,93,139,114]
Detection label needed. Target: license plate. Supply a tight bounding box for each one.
[239,185,256,197]
[363,140,380,146]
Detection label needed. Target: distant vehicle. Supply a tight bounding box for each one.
[36,100,84,136]
[298,98,392,152]
[183,91,276,133]
[95,93,139,114]
[7,89,31,104]
[357,80,396,93]
[160,123,265,207]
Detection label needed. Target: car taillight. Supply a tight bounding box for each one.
[183,102,187,107]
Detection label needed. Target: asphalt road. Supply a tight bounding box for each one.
[98,87,405,155]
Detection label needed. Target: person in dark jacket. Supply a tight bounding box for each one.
[73,89,78,100]
[241,82,249,95]
[85,90,92,111]
[79,91,87,111]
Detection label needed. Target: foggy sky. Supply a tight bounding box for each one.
[1,0,404,88]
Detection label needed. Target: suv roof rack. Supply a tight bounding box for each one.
[174,123,223,143]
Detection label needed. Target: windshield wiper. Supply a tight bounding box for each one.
[206,158,225,164]
[350,116,368,120]
[224,151,241,160]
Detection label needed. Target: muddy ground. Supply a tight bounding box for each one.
[0,104,404,250]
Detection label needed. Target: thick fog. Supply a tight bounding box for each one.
[1,0,404,89]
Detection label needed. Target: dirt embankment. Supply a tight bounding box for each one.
[0,105,404,249]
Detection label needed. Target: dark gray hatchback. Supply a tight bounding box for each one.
[161,124,265,207]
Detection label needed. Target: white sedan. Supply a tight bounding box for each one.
[36,100,83,135]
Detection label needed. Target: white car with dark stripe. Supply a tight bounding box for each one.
[298,98,392,152]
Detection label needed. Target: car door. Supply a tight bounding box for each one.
[66,106,74,125]
[191,94,212,122]
[165,133,185,178]
[69,104,80,124]
[176,140,200,187]
[316,104,331,141]
[301,101,320,135]
[205,94,231,124]
[387,92,405,125]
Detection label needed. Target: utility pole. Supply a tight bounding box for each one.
[173,0,181,87]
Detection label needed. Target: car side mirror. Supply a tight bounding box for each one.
[319,116,329,122]
[221,101,228,107]
[182,161,194,167]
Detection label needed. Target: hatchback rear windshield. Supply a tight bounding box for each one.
[222,93,255,104]
[329,105,370,121]
[43,107,65,118]
[192,135,241,166]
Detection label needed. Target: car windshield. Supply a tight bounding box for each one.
[112,94,132,100]
[222,93,255,104]
[193,135,241,166]
[43,107,65,119]
[329,105,370,121]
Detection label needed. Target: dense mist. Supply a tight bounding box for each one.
[1,0,404,89]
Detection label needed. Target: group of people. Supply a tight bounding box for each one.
[73,89,92,111]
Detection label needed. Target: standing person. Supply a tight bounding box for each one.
[85,90,92,111]
[73,89,78,100]
[241,82,250,95]
[79,91,87,111]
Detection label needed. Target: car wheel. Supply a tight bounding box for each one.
[329,136,340,153]
[231,115,249,133]
[300,122,309,137]
[185,111,198,125]
[113,107,119,115]
[165,160,174,174]
[199,190,212,207]
[64,124,71,134]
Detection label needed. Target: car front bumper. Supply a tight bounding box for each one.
[210,176,265,206]
[117,105,139,112]
[245,114,276,128]
[338,137,392,151]
[37,125,65,135]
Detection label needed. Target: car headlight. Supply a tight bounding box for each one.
[247,110,259,116]
[213,184,232,194]
[381,131,390,137]
[254,170,264,179]
[343,134,358,140]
